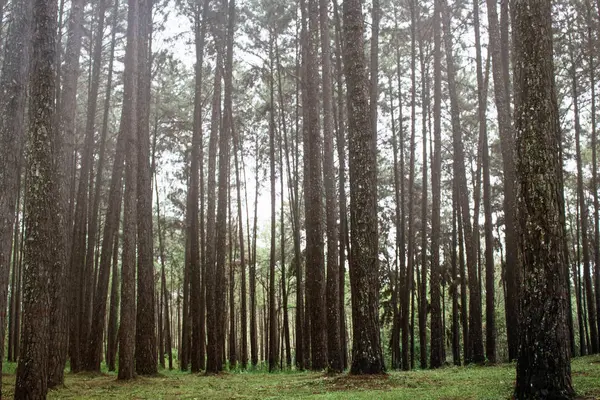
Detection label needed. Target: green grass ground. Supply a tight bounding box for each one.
[2,355,599,399]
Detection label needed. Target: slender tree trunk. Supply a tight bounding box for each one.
[402,0,417,371]
[106,213,121,371]
[84,0,121,372]
[588,0,600,352]
[305,0,327,371]
[268,34,278,373]
[569,31,599,354]
[486,0,519,362]
[472,0,496,363]
[418,37,429,370]
[135,0,157,376]
[320,0,342,373]
[429,0,443,369]
[0,0,33,394]
[333,0,349,370]
[118,0,140,380]
[441,0,483,364]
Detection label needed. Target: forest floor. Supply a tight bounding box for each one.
[2,355,600,399]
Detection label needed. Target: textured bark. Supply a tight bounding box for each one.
[429,0,443,369]
[135,0,157,376]
[118,0,140,381]
[343,0,384,375]
[513,0,575,397]
[190,0,209,373]
[401,0,417,371]
[333,0,349,369]
[305,0,327,371]
[0,0,32,395]
[320,0,342,373]
[15,0,59,397]
[485,0,519,362]
[205,43,222,373]
[85,0,121,372]
[473,0,495,364]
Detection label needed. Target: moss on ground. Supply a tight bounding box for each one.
[2,355,599,399]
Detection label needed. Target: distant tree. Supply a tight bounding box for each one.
[0,0,33,394]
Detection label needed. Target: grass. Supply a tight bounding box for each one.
[2,355,599,399]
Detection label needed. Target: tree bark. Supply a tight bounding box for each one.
[118,0,140,381]
[0,0,33,394]
[15,0,60,397]
[429,0,443,369]
[343,0,385,374]
[513,0,575,397]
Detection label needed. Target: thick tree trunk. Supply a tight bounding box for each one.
[15,0,60,397]
[513,1,575,397]
[343,0,385,375]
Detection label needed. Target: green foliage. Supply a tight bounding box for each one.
[3,356,600,399]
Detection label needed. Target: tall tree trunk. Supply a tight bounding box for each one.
[343,0,385,375]
[418,37,428,371]
[106,221,121,371]
[15,0,60,396]
[268,33,278,373]
[472,0,495,363]
[333,0,349,369]
[485,0,519,362]
[135,0,157,376]
[205,40,223,374]
[83,0,120,372]
[588,0,600,351]
[402,0,417,371]
[0,0,33,394]
[306,0,327,371]
[321,0,342,373]
[429,0,443,369]
[513,0,575,396]
[570,30,599,354]
[441,0,484,364]
[190,0,209,373]
[155,178,173,369]
[118,0,140,381]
